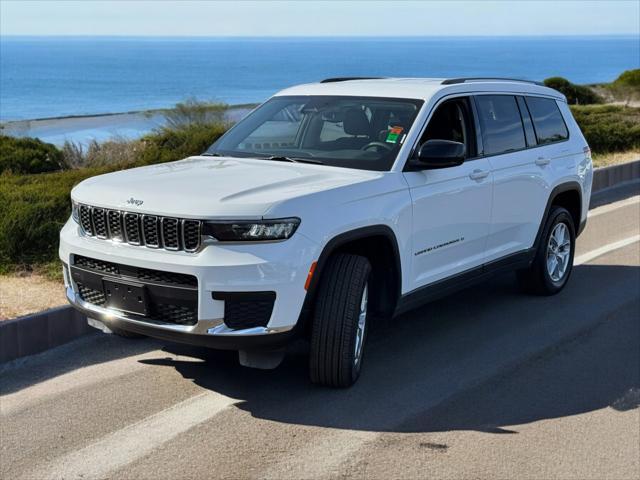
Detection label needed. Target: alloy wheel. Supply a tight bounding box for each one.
[353,283,368,367]
[546,223,571,282]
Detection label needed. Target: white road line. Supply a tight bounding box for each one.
[1,349,173,416]
[588,195,639,218]
[23,392,236,480]
[575,235,640,265]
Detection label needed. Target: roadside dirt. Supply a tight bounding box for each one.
[0,274,65,320]
[592,150,640,168]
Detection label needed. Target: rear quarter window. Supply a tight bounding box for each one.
[525,96,569,145]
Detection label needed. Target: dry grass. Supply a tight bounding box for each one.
[592,150,640,168]
[0,273,65,320]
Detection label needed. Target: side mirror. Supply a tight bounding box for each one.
[416,139,466,169]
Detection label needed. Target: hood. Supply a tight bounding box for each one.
[72,156,380,218]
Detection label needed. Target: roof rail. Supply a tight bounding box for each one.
[320,77,385,83]
[441,77,544,86]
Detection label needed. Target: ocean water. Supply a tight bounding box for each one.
[1,36,638,122]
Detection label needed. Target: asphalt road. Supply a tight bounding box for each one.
[2,192,639,480]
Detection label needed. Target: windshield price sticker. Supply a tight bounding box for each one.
[385,126,404,144]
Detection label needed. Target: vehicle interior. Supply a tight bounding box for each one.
[207,96,423,171]
[416,98,476,159]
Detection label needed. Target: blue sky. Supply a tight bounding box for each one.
[1,1,639,37]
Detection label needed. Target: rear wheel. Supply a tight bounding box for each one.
[517,206,575,295]
[309,253,371,388]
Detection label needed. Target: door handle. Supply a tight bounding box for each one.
[535,157,551,166]
[469,169,489,181]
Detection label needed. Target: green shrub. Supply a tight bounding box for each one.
[160,99,228,129]
[138,122,228,165]
[544,77,602,105]
[571,104,640,153]
[613,69,640,87]
[0,167,109,268]
[1,121,230,270]
[607,69,640,105]
[0,135,66,174]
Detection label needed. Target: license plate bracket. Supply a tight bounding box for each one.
[102,277,148,316]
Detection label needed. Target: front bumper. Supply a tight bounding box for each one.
[59,218,319,349]
[66,286,296,350]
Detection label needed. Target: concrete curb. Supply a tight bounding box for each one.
[0,305,92,363]
[592,159,640,192]
[2,159,639,364]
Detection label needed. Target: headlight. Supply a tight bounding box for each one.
[203,218,300,242]
[71,200,80,223]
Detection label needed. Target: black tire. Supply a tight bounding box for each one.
[111,327,145,339]
[309,253,372,388]
[517,206,576,295]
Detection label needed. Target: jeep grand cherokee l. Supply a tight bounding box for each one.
[61,77,593,387]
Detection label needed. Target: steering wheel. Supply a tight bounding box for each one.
[361,142,393,152]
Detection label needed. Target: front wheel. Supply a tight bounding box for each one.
[309,253,371,388]
[517,206,576,295]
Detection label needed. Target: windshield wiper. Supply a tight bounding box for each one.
[201,152,223,157]
[266,155,324,165]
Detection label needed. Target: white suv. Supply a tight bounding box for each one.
[60,77,593,387]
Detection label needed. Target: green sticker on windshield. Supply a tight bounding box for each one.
[385,126,403,144]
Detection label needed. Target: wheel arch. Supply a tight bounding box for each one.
[533,181,583,252]
[298,225,402,330]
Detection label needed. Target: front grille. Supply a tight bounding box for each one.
[107,210,123,241]
[154,303,197,326]
[214,292,276,330]
[75,255,120,275]
[77,284,107,306]
[225,300,273,329]
[74,255,196,287]
[76,203,202,252]
[136,267,197,287]
[161,218,180,250]
[93,208,108,238]
[182,220,201,252]
[123,213,141,245]
[142,215,160,248]
[72,256,198,327]
[79,205,93,235]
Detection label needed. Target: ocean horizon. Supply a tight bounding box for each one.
[1,35,638,145]
[2,35,639,122]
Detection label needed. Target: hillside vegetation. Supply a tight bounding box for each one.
[1,104,228,273]
[1,75,639,274]
[570,104,640,153]
[0,135,66,174]
[543,77,603,105]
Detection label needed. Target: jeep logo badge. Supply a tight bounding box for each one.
[126,197,144,207]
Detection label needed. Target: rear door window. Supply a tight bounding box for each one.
[525,96,569,144]
[474,95,526,156]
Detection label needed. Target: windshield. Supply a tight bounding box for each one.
[206,95,423,171]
